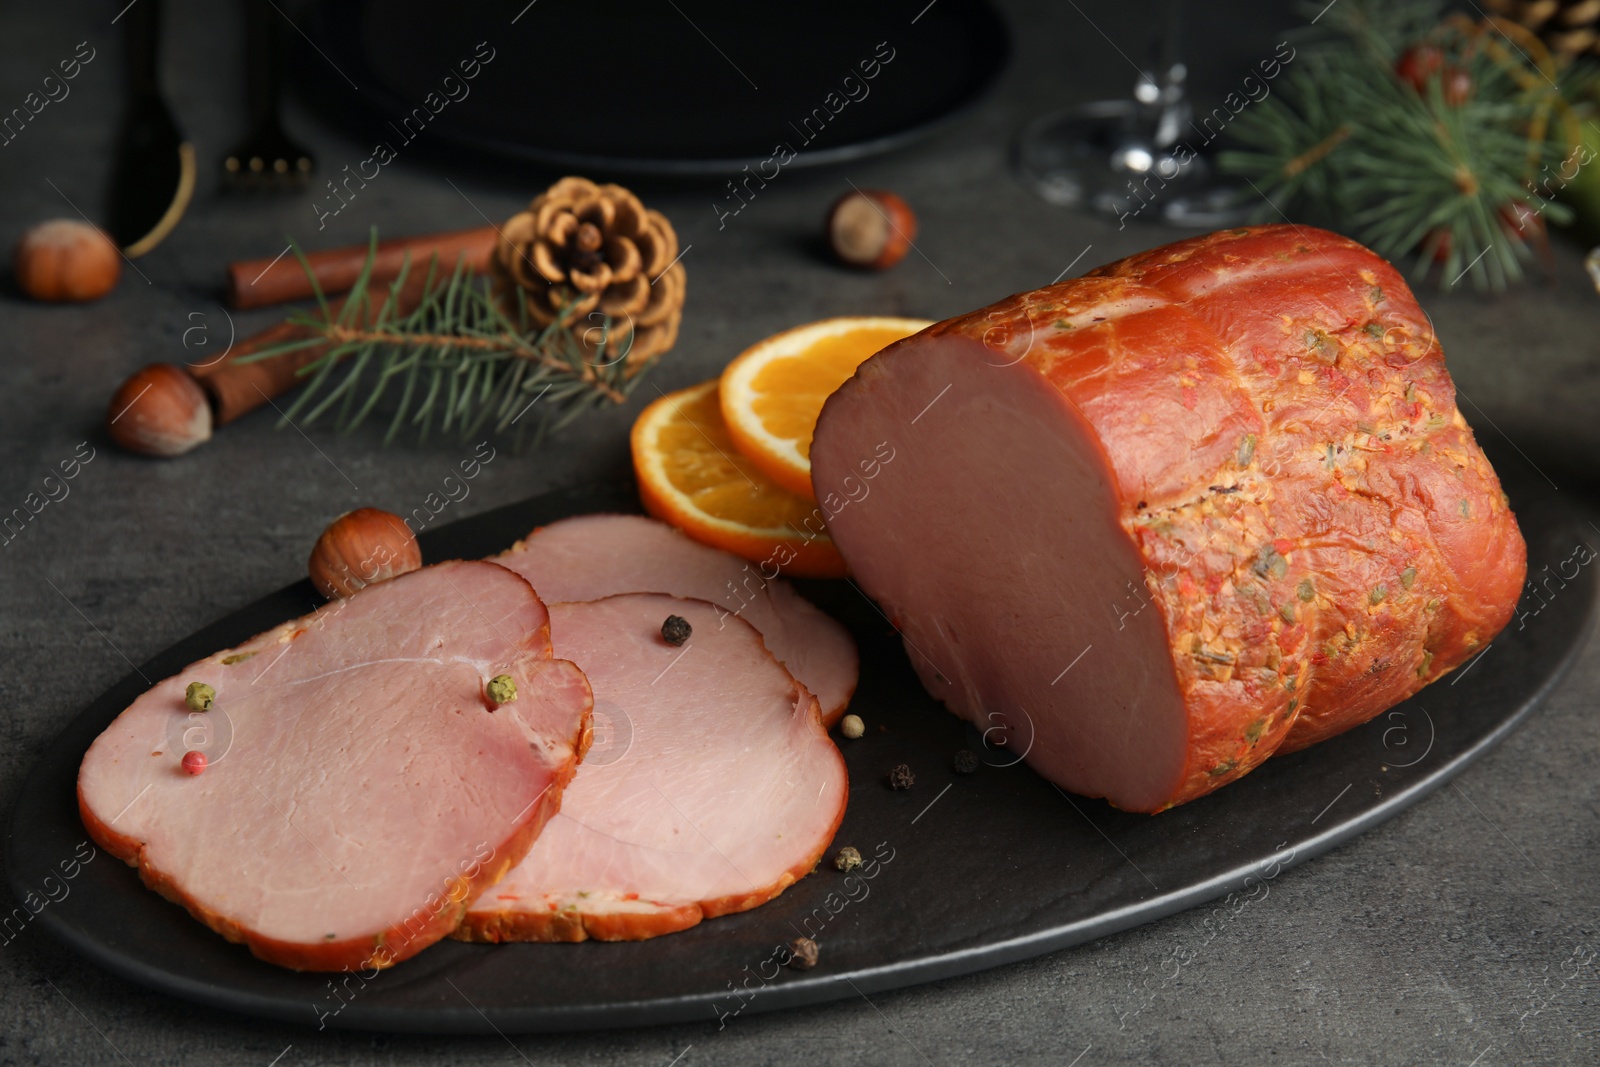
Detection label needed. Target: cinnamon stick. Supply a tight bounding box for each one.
[188,319,326,425]
[226,226,497,310]
[192,271,435,424]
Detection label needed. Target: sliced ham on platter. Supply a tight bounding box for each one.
[77,560,593,971]
[496,513,859,726]
[812,224,1525,813]
[457,593,847,943]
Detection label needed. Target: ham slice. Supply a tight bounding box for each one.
[77,560,593,971]
[496,513,858,725]
[811,225,1525,813]
[456,594,847,942]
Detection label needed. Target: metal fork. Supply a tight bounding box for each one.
[222,0,314,189]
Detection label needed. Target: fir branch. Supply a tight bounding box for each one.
[1218,0,1587,291]
[240,229,657,445]
[1309,0,1444,65]
[1284,123,1353,177]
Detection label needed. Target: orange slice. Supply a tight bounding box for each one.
[631,379,846,578]
[719,316,932,499]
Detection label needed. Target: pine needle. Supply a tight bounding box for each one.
[1218,0,1587,291]
[237,227,660,446]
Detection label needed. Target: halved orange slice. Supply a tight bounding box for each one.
[719,317,932,499]
[631,379,846,578]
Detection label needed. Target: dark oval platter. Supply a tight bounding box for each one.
[5,440,1592,1034]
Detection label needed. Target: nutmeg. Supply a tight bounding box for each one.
[14,219,121,302]
[106,364,213,456]
[826,190,917,270]
[308,507,422,599]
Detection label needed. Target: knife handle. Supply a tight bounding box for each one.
[243,0,283,132]
[124,0,163,98]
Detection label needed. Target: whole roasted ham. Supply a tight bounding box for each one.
[458,594,847,942]
[77,561,593,970]
[812,225,1525,812]
[496,513,858,725]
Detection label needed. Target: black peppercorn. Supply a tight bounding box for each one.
[953,749,979,774]
[887,763,915,790]
[786,936,820,970]
[833,846,862,872]
[661,615,692,646]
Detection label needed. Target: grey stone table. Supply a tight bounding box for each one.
[3,1,1598,1063]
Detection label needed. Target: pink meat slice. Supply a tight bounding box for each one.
[496,513,858,725]
[77,560,593,971]
[456,594,847,943]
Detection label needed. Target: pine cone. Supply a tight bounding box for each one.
[492,177,686,370]
[1484,0,1600,59]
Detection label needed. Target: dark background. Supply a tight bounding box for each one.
[2,0,1598,1063]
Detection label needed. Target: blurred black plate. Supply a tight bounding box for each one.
[6,440,1592,1033]
[294,0,1009,175]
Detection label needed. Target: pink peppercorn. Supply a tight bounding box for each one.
[181,751,207,776]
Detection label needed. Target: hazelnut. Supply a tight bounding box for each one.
[106,364,213,457]
[826,190,917,270]
[308,507,422,599]
[14,219,121,302]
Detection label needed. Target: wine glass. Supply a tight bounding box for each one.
[1013,0,1248,227]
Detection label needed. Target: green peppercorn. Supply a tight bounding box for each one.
[185,682,215,712]
[487,675,517,705]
